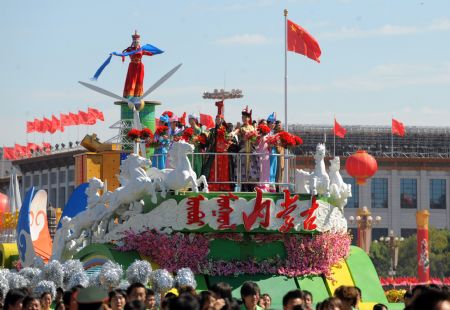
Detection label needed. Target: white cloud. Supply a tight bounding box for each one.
[320,18,450,40]
[216,34,270,46]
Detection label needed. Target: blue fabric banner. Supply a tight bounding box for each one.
[92,44,164,80]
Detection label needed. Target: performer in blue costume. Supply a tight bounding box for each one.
[267,112,278,185]
[152,114,170,169]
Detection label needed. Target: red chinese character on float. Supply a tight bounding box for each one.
[216,193,238,230]
[242,188,271,231]
[276,189,299,233]
[186,195,206,226]
[300,196,319,230]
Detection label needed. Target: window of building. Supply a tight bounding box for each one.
[50,172,57,184]
[371,178,388,208]
[344,177,359,208]
[24,175,31,188]
[430,179,446,209]
[401,228,417,238]
[68,185,74,200]
[372,228,389,242]
[41,173,48,186]
[401,178,417,209]
[68,169,75,182]
[49,188,57,208]
[59,170,66,183]
[348,228,358,246]
[32,174,40,186]
[58,187,66,209]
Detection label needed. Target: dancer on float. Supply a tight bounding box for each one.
[267,113,278,187]
[152,113,170,169]
[186,113,205,178]
[256,120,271,192]
[202,102,233,191]
[234,106,259,192]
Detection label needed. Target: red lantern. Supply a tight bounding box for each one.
[345,150,378,185]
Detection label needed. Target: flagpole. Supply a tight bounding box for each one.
[284,9,288,133]
[333,117,336,158]
[391,117,393,157]
[283,9,290,187]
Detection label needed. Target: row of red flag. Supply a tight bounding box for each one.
[333,118,406,138]
[26,107,104,134]
[3,142,52,160]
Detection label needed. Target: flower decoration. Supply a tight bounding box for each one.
[99,260,123,289]
[33,280,56,300]
[257,124,271,135]
[182,128,194,141]
[62,260,84,286]
[294,135,303,145]
[244,130,258,142]
[195,133,207,146]
[41,260,64,288]
[162,111,174,118]
[140,128,154,140]
[155,126,169,136]
[127,128,141,141]
[118,230,350,279]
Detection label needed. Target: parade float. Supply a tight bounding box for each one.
[10,31,404,309]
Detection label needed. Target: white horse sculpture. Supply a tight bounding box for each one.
[147,141,209,194]
[295,143,330,196]
[328,157,352,211]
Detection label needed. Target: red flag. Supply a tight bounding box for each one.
[14,144,28,158]
[3,147,16,160]
[69,112,81,125]
[26,121,35,133]
[287,19,321,63]
[42,117,52,133]
[392,118,405,137]
[50,115,61,133]
[27,142,41,153]
[200,113,215,129]
[333,119,347,138]
[79,110,96,125]
[88,107,104,121]
[60,113,74,126]
[42,142,52,154]
[34,118,44,133]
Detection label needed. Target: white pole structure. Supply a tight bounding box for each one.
[391,117,394,157]
[284,9,288,133]
[333,117,336,158]
[283,9,289,186]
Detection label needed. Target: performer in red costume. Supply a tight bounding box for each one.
[122,31,154,98]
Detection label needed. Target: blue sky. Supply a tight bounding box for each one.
[1,0,449,146]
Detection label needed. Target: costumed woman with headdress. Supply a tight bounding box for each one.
[234,106,259,192]
[256,121,271,192]
[152,114,170,169]
[185,113,204,178]
[267,113,278,188]
[202,102,232,191]
[274,120,285,185]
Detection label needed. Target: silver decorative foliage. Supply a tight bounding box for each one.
[151,269,174,293]
[33,280,56,300]
[99,261,123,288]
[9,273,30,289]
[62,260,84,285]
[118,279,130,290]
[127,260,153,285]
[0,272,9,295]
[68,272,90,289]
[41,260,64,288]
[19,267,42,282]
[88,272,101,288]
[174,268,197,289]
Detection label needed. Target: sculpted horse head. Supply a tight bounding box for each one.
[121,154,151,179]
[329,156,341,173]
[315,143,326,161]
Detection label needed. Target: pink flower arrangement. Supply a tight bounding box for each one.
[117,230,351,278]
[380,277,450,287]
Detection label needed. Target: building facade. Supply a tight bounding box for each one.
[291,124,450,241]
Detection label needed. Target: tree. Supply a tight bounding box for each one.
[369,228,450,278]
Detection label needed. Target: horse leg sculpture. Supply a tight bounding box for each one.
[197,175,209,193]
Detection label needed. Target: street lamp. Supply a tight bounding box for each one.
[348,206,382,253]
[380,230,404,277]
